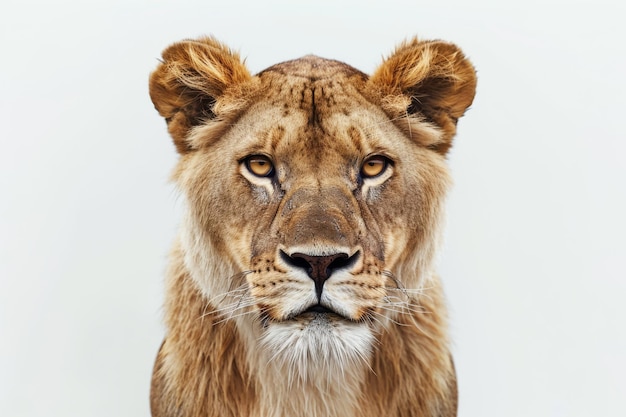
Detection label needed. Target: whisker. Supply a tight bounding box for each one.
[369,310,409,327]
[386,286,433,295]
[197,270,256,322]
[381,270,409,299]
[207,299,255,316]
[380,303,431,316]
[212,309,259,326]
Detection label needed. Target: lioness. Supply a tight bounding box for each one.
[149,36,476,417]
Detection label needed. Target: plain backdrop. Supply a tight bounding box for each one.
[1,1,624,416]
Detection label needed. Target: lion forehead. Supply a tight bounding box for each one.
[219,64,401,162]
[259,55,368,81]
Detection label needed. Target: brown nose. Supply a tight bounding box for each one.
[281,251,359,299]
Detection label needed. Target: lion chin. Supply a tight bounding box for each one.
[260,313,374,383]
[148,35,476,417]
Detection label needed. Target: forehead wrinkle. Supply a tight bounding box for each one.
[268,125,286,154]
[272,128,353,181]
[250,69,385,173]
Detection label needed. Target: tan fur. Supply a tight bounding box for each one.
[149,36,476,417]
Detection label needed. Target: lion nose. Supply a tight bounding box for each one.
[280,251,359,299]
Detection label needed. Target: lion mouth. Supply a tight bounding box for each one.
[304,304,333,314]
[292,303,351,321]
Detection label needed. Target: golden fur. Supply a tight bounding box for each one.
[149,36,476,417]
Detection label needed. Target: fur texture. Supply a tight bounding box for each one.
[149,36,476,417]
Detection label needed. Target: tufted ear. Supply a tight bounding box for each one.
[369,39,476,154]
[149,37,252,153]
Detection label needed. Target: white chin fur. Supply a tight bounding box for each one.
[260,315,374,385]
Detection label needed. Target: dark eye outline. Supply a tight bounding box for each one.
[243,155,275,178]
[360,155,390,179]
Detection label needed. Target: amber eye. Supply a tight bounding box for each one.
[361,156,388,178]
[245,155,274,177]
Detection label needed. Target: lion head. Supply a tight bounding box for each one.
[149,36,475,416]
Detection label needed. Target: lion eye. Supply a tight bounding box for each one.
[361,156,388,178]
[245,155,274,177]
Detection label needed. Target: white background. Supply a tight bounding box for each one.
[1,1,624,416]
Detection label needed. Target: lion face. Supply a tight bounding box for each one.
[150,38,476,375]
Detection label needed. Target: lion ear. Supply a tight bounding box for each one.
[149,37,252,153]
[369,39,477,154]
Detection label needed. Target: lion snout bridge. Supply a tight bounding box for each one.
[280,251,359,299]
[279,185,361,249]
